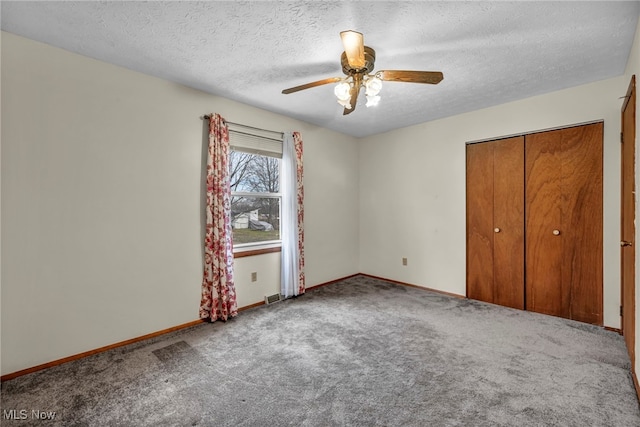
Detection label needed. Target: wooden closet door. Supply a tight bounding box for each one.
[467,137,524,309]
[525,131,566,317]
[525,123,603,324]
[493,138,524,309]
[467,142,495,303]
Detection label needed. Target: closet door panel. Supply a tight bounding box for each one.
[525,132,567,318]
[560,123,603,324]
[493,137,525,309]
[466,143,495,303]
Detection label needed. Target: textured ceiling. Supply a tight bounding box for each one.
[1,1,639,137]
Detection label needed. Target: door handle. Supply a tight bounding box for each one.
[552,229,561,236]
[621,241,633,247]
[494,228,501,233]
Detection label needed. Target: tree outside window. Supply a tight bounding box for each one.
[229,150,281,246]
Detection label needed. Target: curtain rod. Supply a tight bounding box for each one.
[230,129,283,143]
[202,115,284,137]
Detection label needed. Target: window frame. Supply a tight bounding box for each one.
[229,143,283,255]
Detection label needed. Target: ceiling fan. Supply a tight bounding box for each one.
[282,30,444,115]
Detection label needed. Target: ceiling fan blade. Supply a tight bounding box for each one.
[378,70,444,84]
[282,77,342,94]
[340,30,365,69]
[343,104,355,115]
[343,77,361,115]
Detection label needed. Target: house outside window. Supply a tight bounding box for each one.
[228,124,283,252]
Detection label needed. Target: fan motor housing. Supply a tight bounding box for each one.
[341,46,376,75]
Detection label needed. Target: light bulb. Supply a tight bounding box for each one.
[334,81,351,101]
[366,95,380,107]
[337,98,352,109]
[365,76,382,96]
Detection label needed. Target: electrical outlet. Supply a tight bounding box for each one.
[251,272,257,282]
[402,257,408,266]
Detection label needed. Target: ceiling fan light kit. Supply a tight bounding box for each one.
[334,77,353,109]
[282,30,444,115]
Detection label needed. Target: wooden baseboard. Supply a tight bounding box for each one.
[361,274,624,335]
[0,318,208,382]
[307,273,361,291]
[4,272,624,387]
[238,300,265,312]
[359,273,466,299]
[236,273,360,312]
[0,273,361,381]
[633,369,640,402]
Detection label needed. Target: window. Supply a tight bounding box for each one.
[228,124,283,252]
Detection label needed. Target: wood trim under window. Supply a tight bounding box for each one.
[234,246,281,258]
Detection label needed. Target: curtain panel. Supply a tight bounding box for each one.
[200,113,238,321]
[281,132,306,298]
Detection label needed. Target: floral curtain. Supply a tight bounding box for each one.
[200,113,238,321]
[281,132,306,297]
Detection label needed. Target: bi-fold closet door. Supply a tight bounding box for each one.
[466,123,603,325]
[466,137,525,310]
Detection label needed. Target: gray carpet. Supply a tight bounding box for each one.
[1,275,639,426]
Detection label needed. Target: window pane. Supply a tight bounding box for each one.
[231,196,280,244]
[230,150,280,193]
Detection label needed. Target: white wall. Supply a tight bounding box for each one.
[3,24,636,377]
[625,17,640,381]
[0,32,359,375]
[359,75,628,329]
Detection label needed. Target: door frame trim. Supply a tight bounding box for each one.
[466,119,605,146]
[621,74,636,388]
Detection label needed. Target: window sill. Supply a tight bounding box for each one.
[233,246,282,258]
